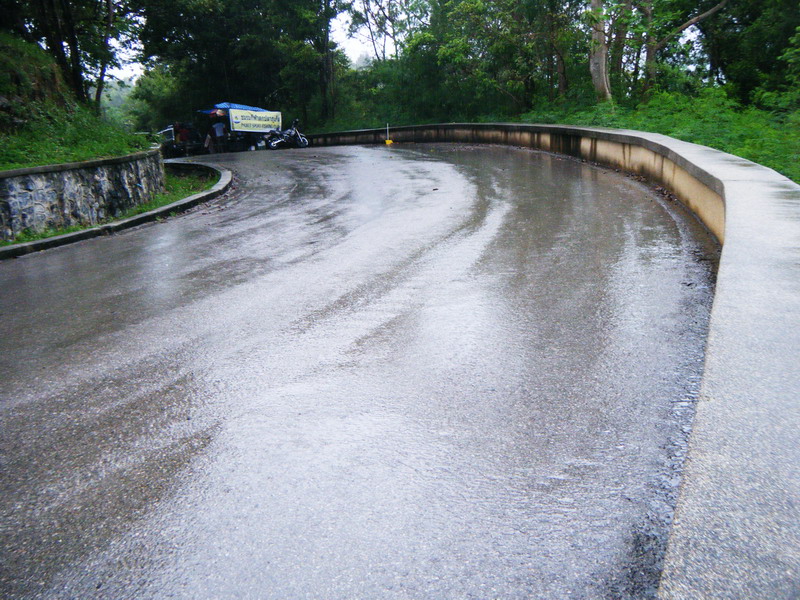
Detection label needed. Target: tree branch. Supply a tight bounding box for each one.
[654,0,729,53]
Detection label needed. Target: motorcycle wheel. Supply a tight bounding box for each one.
[297,136,309,148]
[268,138,282,149]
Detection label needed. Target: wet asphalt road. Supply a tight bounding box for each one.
[0,145,718,599]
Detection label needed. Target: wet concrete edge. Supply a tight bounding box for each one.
[0,149,162,179]
[310,126,800,599]
[0,161,232,260]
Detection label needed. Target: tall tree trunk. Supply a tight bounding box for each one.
[319,0,334,121]
[94,0,116,109]
[588,0,612,102]
[609,0,632,88]
[362,0,382,61]
[556,49,568,97]
[35,0,87,101]
[58,0,87,102]
[642,0,656,95]
[35,0,71,89]
[631,30,643,90]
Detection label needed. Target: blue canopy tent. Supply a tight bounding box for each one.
[199,102,281,134]
[198,102,282,152]
[197,102,269,115]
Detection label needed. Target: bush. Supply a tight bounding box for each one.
[0,34,151,171]
[0,33,68,110]
[0,101,151,171]
[520,89,799,183]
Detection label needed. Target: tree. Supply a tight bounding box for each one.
[698,0,800,101]
[126,64,182,130]
[587,0,613,101]
[346,0,428,61]
[14,0,792,129]
[134,0,344,123]
[29,0,87,101]
[639,0,730,93]
[136,0,286,111]
[2,0,138,106]
[275,0,343,121]
[93,0,116,105]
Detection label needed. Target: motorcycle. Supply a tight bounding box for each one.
[264,119,309,149]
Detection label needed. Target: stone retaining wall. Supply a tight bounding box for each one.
[311,124,800,599]
[0,149,165,241]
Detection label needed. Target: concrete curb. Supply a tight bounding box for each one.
[0,161,232,260]
[309,124,800,599]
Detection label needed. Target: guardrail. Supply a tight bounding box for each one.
[310,124,800,598]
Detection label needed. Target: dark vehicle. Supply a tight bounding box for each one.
[159,123,204,158]
[265,119,309,149]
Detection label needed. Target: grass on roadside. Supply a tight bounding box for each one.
[119,170,216,219]
[0,170,216,247]
[0,101,152,171]
[518,89,800,184]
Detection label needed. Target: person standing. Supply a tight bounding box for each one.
[211,118,227,153]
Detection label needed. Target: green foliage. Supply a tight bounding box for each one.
[0,33,72,133]
[0,34,148,169]
[520,88,800,183]
[126,66,185,131]
[2,225,87,246]
[99,77,137,126]
[3,0,142,104]
[277,39,323,123]
[698,0,800,102]
[0,33,68,105]
[133,0,340,127]
[752,25,800,111]
[0,101,150,170]
[2,0,797,189]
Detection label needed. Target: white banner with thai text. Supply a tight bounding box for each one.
[229,109,281,132]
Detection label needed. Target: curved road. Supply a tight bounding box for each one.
[0,145,718,599]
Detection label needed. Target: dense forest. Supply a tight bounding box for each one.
[1,0,799,178]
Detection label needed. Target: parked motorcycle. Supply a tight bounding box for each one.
[264,119,309,149]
